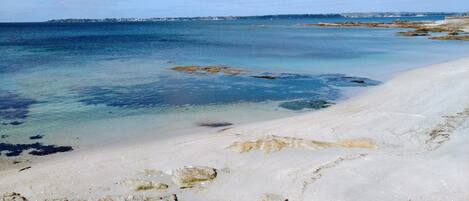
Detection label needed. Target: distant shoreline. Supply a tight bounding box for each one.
[42,12,468,23]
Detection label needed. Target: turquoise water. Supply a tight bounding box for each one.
[1,16,469,158]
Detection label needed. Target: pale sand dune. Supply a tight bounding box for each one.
[1,58,469,201]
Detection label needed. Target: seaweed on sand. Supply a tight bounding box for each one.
[0,142,73,157]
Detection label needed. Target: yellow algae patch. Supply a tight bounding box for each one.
[172,166,218,189]
[120,180,169,191]
[336,138,376,149]
[228,135,376,153]
[171,65,245,75]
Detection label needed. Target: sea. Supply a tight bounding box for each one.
[1,15,469,160]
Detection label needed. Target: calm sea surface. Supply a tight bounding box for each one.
[1,16,469,158]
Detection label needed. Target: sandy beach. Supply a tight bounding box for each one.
[1,55,468,200]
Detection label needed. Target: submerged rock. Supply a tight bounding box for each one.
[319,74,380,87]
[1,192,28,201]
[228,135,376,153]
[0,92,37,120]
[429,35,469,41]
[279,100,334,111]
[172,166,217,189]
[397,31,430,37]
[251,73,311,80]
[171,65,244,75]
[78,71,377,111]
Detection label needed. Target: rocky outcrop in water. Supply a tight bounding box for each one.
[305,20,429,28]
[307,19,469,41]
[397,31,430,37]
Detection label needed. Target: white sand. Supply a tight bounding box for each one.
[1,57,469,201]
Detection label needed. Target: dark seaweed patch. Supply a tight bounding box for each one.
[0,92,37,120]
[198,122,233,128]
[9,121,24,125]
[0,142,73,157]
[2,121,24,126]
[18,166,31,172]
[1,135,8,139]
[252,72,312,80]
[252,75,277,80]
[29,134,44,140]
[279,99,334,111]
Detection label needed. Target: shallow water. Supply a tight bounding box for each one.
[1,15,469,158]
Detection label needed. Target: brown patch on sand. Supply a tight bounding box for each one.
[426,107,469,150]
[172,166,217,189]
[120,180,169,191]
[228,135,376,153]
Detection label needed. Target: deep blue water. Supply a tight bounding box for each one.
[1,16,469,156]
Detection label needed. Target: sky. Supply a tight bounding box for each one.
[1,0,468,22]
